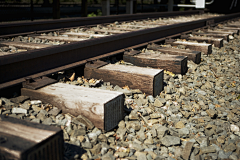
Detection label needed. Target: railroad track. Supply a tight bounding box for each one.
[0,11,239,90]
[0,11,240,160]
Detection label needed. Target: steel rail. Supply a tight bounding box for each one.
[0,12,240,90]
[0,10,201,36]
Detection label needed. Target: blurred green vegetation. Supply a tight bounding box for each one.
[87,9,102,17]
[179,7,185,11]
[237,95,240,100]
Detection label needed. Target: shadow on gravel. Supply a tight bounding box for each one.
[64,142,86,160]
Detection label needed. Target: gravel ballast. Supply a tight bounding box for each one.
[1,32,240,160]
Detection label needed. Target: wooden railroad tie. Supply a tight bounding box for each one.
[61,32,107,38]
[204,30,235,36]
[218,26,240,35]
[30,35,87,42]
[84,60,164,97]
[119,24,154,28]
[123,50,188,74]
[165,39,212,55]
[147,43,201,64]
[191,32,229,41]
[214,28,239,35]
[145,22,166,25]
[21,83,124,131]
[110,27,139,31]
[180,35,223,48]
[227,23,240,28]
[0,115,63,160]
[89,28,128,34]
[0,41,51,50]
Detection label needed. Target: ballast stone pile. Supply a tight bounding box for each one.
[1,36,240,160]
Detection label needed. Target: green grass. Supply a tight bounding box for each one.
[179,7,185,11]
[87,9,102,17]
